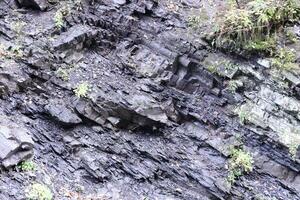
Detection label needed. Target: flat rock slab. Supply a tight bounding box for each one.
[45,99,82,126]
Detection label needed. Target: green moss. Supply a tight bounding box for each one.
[26,183,53,200]
[188,16,202,29]
[227,147,253,184]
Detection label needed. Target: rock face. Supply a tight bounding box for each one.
[0,60,30,97]
[0,0,299,200]
[17,0,48,10]
[45,99,82,126]
[0,121,34,169]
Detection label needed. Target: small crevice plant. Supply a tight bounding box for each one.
[227,147,254,184]
[26,183,53,200]
[74,82,89,98]
[271,47,297,70]
[18,161,36,171]
[54,9,64,29]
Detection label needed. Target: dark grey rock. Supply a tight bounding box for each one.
[52,25,98,50]
[0,121,34,169]
[17,0,48,10]
[45,99,82,126]
[0,1,299,200]
[0,60,30,97]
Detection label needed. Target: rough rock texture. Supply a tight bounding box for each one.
[0,119,34,169]
[0,0,299,200]
[17,0,48,10]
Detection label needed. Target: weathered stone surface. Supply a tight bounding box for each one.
[51,25,98,50]
[237,86,300,168]
[45,99,82,126]
[75,89,170,129]
[0,121,34,169]
[0,0,299,199]
[17,0,48,10]
[0,60,30,97]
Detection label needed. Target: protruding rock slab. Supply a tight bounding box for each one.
[45,99,82,126]
[0,122,34,168]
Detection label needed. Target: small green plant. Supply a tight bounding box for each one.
[227,80,241,92]
[18,161,36,171]
[11,21,27,36]
[53,1,83,28]
[26,183,53,200]
[227,147,253,184]
[188,16,202,29]
[54,10,64,29]
[223,60,236,70]
[271,48,297,70]
[0,44,9,59]
[74,82,89,98]
[285,30,298,43]
[235,104,251,124]
[10,45,23,58]
[0,44,23,60]
[289,143,299,159]
[206,63,218,74]
[56,68,70,81]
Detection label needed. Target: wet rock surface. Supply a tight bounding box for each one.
[0,0,299,199]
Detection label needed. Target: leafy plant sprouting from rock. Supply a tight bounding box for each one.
[26,183,53,200]
[235,104,251,124]
[18,161,36,171]
[54,9,64,29]
[210,0,300,52]
[74,82,89,98]
[11,21,27,36]
[227,147,253,184]
[271,47,298,70]
[56,68,70,81]
[10,21,26,58]
[53,0,83,29]
[228,80,242,92]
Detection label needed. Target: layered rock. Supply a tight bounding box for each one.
[0,0,299,199]
[0,119,34,169]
